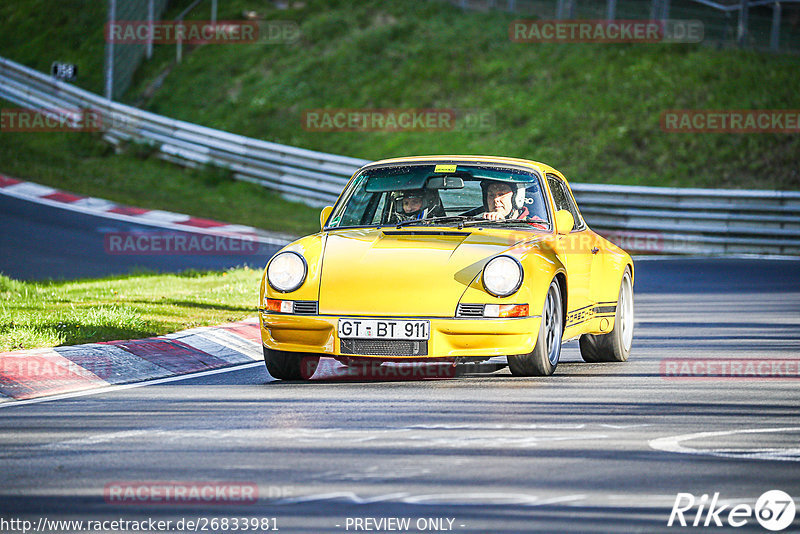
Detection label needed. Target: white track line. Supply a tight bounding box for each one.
[0,362,267,409]
[649,426,800,462]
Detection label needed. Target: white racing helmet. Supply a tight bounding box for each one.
[481,180,527,213]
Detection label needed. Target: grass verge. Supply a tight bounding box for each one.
[124,0,800,190]
[0,268,262,351]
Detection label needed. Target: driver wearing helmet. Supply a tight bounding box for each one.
[481,180,529,221]
[392,189,444,222]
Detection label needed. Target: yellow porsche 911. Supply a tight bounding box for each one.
[259,156,634,379]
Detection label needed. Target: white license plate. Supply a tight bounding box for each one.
[338,319,429,340]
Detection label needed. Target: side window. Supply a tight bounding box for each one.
[547,175,583,231]
[370,193,388,224]
[329,175,368,227]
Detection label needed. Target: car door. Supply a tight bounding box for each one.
[547,174,597,329]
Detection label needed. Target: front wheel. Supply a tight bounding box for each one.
[508,279,563,376]
[579,267,634,363]
[263,347,319,380]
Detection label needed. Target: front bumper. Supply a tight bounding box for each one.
[259,313,541,359]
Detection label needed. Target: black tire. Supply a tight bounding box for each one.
[263,347,319,380]
[508,279,563,376]
[579,267,634,363]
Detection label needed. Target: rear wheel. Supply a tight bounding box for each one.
[579,267,634,363]
[508,279,563,376]
[263,347,319,380]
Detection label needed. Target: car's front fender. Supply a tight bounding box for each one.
[260,233,326,306]
[456,240,567,322]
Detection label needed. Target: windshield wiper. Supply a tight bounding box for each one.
[395,215,474,228]
[460,218,549,228]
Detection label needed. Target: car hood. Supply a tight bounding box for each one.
[318,227,543,316]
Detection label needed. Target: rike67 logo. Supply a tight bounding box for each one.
[668,490,796,531]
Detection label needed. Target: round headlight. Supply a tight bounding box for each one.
[482,255,523,297]
[267,252,307,292]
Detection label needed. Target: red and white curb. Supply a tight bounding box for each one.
[0,174,292,246]
[0,318,264,402]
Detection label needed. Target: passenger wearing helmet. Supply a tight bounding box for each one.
[481,180,529,221]
[392,189,444,222]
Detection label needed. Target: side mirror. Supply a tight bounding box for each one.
[555,210,574,235]
[320,206,333,230]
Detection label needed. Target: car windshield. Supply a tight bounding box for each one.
[326,163,551,230]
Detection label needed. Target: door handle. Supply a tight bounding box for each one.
[591,247,599,254]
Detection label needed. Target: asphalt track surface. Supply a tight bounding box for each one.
[1,258,799,533]
[0,194,280,280]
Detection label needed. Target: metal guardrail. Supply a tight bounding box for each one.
[0,56,364,206]
[2,55,799,255]
[570,183,800,254]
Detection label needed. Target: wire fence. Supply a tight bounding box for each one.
[104,0,171,100]
[439,0,800,52]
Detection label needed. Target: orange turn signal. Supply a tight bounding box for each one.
[266,299,293,313]
[484,304,529,318]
